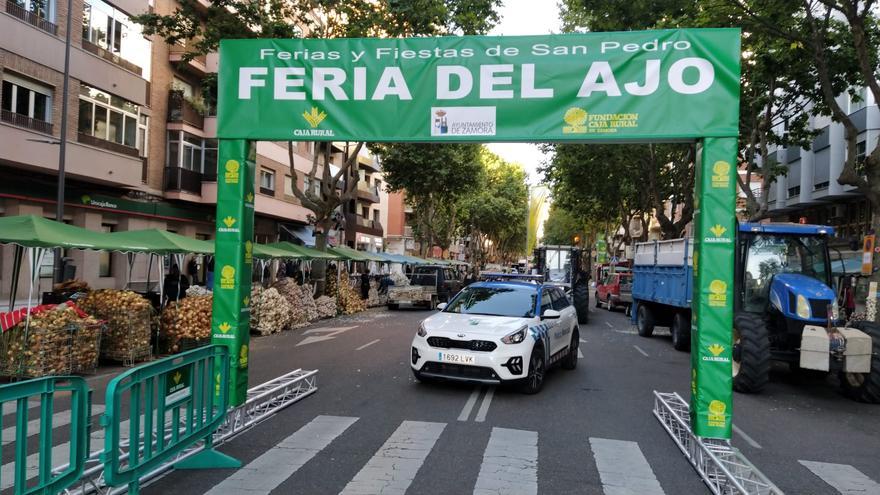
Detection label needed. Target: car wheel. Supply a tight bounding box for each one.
[521,346,546,394]
[605,296,613,311]
[561,330,579,370]
[594,293,601,308]
[671,312,691,352]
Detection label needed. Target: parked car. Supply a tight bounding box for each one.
[388,265,464,309]
[595,270,632,313]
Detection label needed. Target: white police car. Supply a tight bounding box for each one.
[410,279,580,393]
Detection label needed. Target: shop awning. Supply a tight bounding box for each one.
[328,246,386,262]
[253,243,304,259]
[107,229,214,255]
[267,242,340,260]
[0,215,119,250]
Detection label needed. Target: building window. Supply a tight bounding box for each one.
[373,210,380,223]
[788,186,800,198]
[850,86,868,113]
[78,84,147,150]
[2,76,52,123]
[374,178,381,189]
[813,181,829,191]
[166,131,217,173]
[260,169,275,194]
[9,0,55,24]
[81,0,151,76]
[362,206,369,218]
[98,224,114,276]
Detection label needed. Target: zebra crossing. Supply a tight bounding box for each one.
[3,404,880,495]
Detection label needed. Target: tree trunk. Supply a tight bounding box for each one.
[312,218,331,296]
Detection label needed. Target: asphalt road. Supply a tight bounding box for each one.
[140,306,880,495]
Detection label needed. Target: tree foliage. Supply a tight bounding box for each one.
[370,143,483,255]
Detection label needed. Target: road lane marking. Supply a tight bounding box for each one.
[1,401,38,416]
[356,339,381,351]
[474,388,495,423]
[590,438,664,495]
[605,321,614,329]
[340,420,445,495]
[799,460,880,495]
[578,348,584,359]
[474,427,538,495]
[205,415,358,495]
[732,424,762,449]
[297,326,357,346]
[633,345,649,357]
[1,405,105,445]
[458,387,481,422]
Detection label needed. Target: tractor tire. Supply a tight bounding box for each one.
[671,312,691,352]
[839,321,880,404]
[573,282,590,324]
[561,329,579,370]
[732,312,771,394]
[636,304,654,337]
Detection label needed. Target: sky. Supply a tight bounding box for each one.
[486,0,561,239]
[485,0,562,186]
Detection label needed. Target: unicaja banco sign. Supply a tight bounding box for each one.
[217,29,740,142]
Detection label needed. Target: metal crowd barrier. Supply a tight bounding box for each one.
[101,345,239,495]
[0,376,90,495]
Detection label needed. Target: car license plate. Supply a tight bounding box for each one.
[438,352,475,365]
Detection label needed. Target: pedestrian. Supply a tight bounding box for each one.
[843,276,856,319]
[205,257,215,290]
[186,257,199,285]
[360,269,371,300]
[163,264,189,304]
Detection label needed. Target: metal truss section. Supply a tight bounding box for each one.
[62,369,319,495]
[653,391,784,495]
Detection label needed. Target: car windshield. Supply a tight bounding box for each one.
[743,234,831,311]
[443,286,536,318]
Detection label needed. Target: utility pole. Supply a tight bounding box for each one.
[53,0,73,284]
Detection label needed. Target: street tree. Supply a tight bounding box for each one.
[370,143,484,257]
[459,149,529,267]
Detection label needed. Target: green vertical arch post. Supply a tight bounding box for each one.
[690,137,737,438]
[211,139,255,406]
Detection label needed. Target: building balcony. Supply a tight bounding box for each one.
[167,90,204,129]
[345,213,383,237]
[81,39,143,76]
[5,0,56,34]
[164,166,203,195]
[1,109,52,135]
[169,43,208,76]
[77,133,139,157]
[356,182,380,203]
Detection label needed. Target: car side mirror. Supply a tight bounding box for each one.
[436,303,447,311]
[542,309,561,319]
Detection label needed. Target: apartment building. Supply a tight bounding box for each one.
[764,88,876,240]
[0,0,389,301]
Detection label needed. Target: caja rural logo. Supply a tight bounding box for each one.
[703,224,731,244]
[702,343,730,363]
[562,106,639,134]
[296,106,334,137]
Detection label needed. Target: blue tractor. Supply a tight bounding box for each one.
[734,223,880,402]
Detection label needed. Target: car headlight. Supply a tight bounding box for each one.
[417,322,427,337]
[796,294,811,319]
[831,299,839,321]
[501,326,527,345]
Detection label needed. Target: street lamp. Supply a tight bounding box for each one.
[54,0,73,283]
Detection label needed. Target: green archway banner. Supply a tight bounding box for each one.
[217,29,739,142]
[214,28,740,440]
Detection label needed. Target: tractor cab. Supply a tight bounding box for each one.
[533,245,590,323]
[736,223,839,325]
